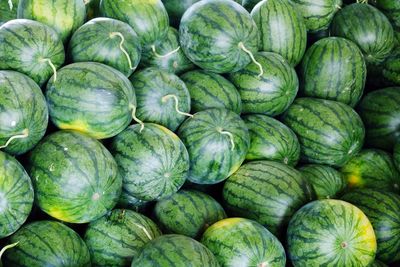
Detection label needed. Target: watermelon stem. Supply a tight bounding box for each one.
[151,45,181,58]
[162,94,193,118]
[0,129,29,149]
[129,104,145,132]
[0,242,19,260]
[356,0,368,3]
[238,42,263,78]
[7,0,12,10]
[133,223,153,240]
[39,58,57,82]
[110,32,135,70]
[217,128,235,151]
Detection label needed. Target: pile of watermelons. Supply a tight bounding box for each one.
[0,0,399,266]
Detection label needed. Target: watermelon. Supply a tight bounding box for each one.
[179,0,260,73]
[0,19,65,86]
[111,123,189,201]
[0,151,33,238]
[180,70,242,114]
[27,130,122,223]
[100,0,169,48]
[395,142,400,172]
[85,209,162,266]
[46,62,138,139]
[129,67,192,132]
[357,87,400,151]
[243,114,300,166]
[371,0,400,47]
[3,221,90,266]
[162,0,200,26]
[131,234,219,266]
[0,0,17,25]
[251,0,307,66]
[153,189,226,238]
[0,70,48,155]
[201,218,286,267]
[382,50,400,86]
[229,52,299,116]
[223,160,314,236]
[17,0,86,43]
[299,164,346,199]
[299,37,367,107]
[85,0,100,20]
[287,199,377,266]
[68,17,142,77]
[281,97,365,167]
[177,108,250,184]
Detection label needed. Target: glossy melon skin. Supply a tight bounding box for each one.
[162,0,200,26]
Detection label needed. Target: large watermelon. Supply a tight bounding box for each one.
[201,218,286,267]
[3,221,90,266]
[85,209,162,266]
[0,70,48,155]
[229,52,299,116]
[177,108,250,184]
[299,37,366,107]
[243,114,300,166]
[282,97,365,167]
[162,0,200,26]
[395,142,400,172]
[287,199,377,266]
[69,17,142,77]
[27,130,122,223]
[0,0,18,25]
[0,19,65,86]
[223,160,313,236]
[179,0,260,73]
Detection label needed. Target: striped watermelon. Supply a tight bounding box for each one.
[0,0,17,25]
[131,234,219,266]
[118,191,151,213]
[382,50,400,86]
[357,87,400,151]
[154,190,226,238]
[17,0,85,43]
[201,218,286,267]
[223,160,314,236]
[3,221,90,266]
[282,97,365,167]
[243,114,300,166]
[395,142,400,172]
[27,130,122,223]
[299,164,346,199]
[180,70,242,114]
[0,19,65,86]
[0,71,48,155]
[68,17,142,77]
[111,123,189,201]
[0,151,33,238]
[177,108,250,184]
[251,0,307,66]
[299,37,367,107]
[162,0,200,26]
[85,209,162,266]
[371,0,400,47]
[287,199,377,266]
[179,0,259,73]
[46,62,137,139]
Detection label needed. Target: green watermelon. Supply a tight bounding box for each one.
[282,97,365,167]
[395,142,400,172]
[0,0,18,25]
[179,0,260,73]
[85,209,162,266]
[3,221,90,266]
[0,151,33,238]
[131,234,219,266]
[162,0,199,26]
[243,114,300,166]
[85,0,100,20]
[177,108,250,184]
[69,17,142,77]
[382,50,400,86]
[201,218,286,267]
[0,19,65,86]
[287,199,377,266]
[27,130,122,223]
[229,52,299,116]
[0,70,48,155]
[251,0,307,66]
[299,37,367,107]
[18,0,85,43]
[371,0,400,47]
[223,160,314,236]
[46,62,138,139]
[180,70,242,114]
[357,87,400,150]
[299,164,346,199]
[154,190,226,238]
[110,123,189,201]
[130,68,191,132]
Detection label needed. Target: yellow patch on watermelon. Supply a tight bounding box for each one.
[210,218,243,229]
[57,120,105,139]
[47,208,71,222]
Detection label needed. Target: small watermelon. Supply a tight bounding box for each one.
[0,0,18,25]
[395,142,400,172]
[162,0,200,26]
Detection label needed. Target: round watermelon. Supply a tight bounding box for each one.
[85,209,162,266]
[0,19,65,86]
[118,191,151,213]
[177,108,250,184]
[0,0,18,25]
[0,70,48,155]
[395,142,400,172]
[382,50,400,86]
[287,199,377,266]
[162,0,200,26]
[27,130,122,223]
